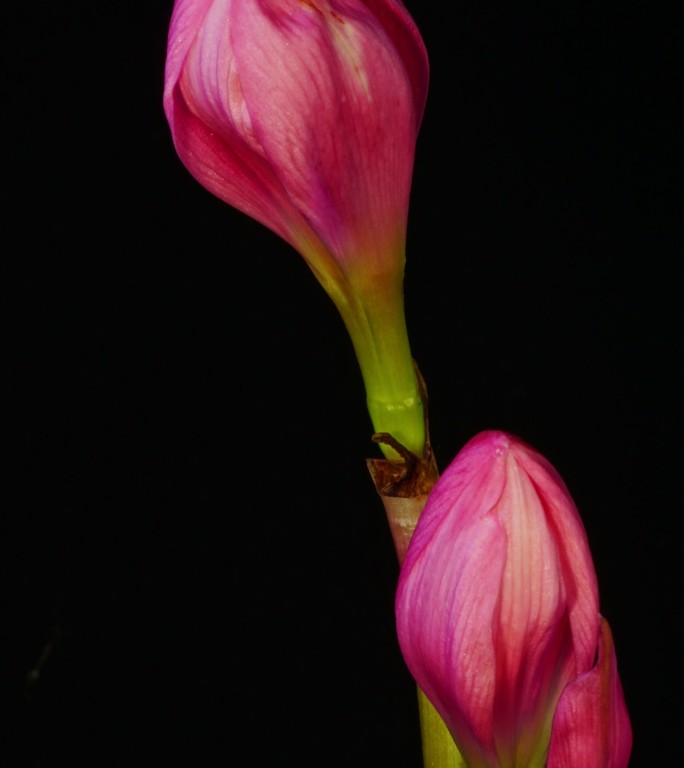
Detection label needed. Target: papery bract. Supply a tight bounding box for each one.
[396,431,631,768]
[163,0,429,456]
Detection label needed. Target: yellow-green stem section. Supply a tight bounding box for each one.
[333,273,425,459]
[418,689,467,768]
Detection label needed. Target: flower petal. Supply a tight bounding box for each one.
[514,441,602,674]
[164,0,320,250]
[547,616,633,768]
[164,0,215,109]
[397,508,506,766]
[230,0,424,275]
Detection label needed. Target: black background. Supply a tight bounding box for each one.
[4,2,680,766]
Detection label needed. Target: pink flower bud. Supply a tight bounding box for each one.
[163,0,430,456]
[396,431,631,768]
[163,0,427,265]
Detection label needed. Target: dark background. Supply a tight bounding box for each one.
[4,1,680,765]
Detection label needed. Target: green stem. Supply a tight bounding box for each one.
[418,689,467,768]
[333,274,426,460]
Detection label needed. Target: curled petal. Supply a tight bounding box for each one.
[547,616,633,768]
[164,0,316,250]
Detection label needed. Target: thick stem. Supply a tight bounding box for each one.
[367,429,438,562]
[367,421,465,768]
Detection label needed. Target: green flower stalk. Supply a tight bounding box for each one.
[163,0,430,458]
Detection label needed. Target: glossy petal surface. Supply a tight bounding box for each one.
[163,0,428,282]
[396,431,601,767]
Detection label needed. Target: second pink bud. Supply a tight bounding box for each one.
[395,431,632,768]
